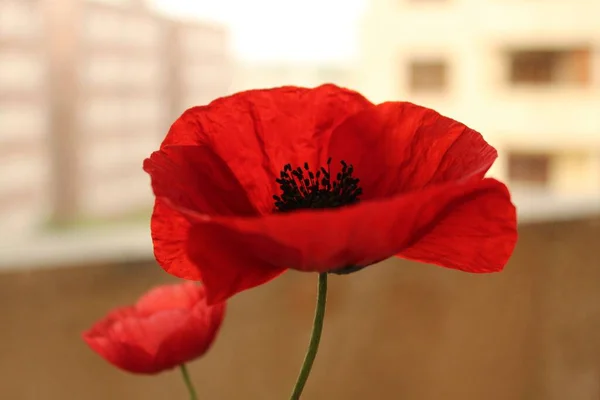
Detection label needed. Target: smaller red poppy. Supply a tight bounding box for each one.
[82,282,225,374]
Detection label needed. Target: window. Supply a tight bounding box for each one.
[508,47,591,86]
[507,152,551,186]
[408,60,448,93]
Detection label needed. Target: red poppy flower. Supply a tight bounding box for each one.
[144,84,517,305]
[82,282,225,374]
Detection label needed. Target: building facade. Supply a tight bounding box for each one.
[0,0,233,239]
[0,0,52,239]
[358,0,600,197]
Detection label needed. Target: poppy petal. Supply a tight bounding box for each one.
[150,199,201,281]
[396,183,518,272]
[109,311,192,372]
[144,146,258,216]
[83,335,157,374]
[136,282,203,315]
[328,102,498,199]
[82,307,162,374]
[184,178,516,301]
[83,307,137,340]
[154,301,226,369]
[158,84,373,214]
[184,227,288,304]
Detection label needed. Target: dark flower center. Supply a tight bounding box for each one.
[272,158,365,275]
[272,158,362,212]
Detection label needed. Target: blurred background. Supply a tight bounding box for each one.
[0,0,599,398]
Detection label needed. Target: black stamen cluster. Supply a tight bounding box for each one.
[273,158,362,212]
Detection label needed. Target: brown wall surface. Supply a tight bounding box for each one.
[1,217,599,399]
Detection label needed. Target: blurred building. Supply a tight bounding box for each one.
[0,0,233,239]
[358,0,600,197]
[0,0,51,239]
[230,61,356,92]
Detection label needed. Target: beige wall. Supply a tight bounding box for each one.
[551,153,600,194]
[2,216,600,399]
[493,148,600,196]
[358,0,600,196]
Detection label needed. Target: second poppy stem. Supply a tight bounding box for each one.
[289,272,328,400]
[179,364,198,400]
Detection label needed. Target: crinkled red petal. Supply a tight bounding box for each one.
[183,178,517,303]
[156,84,374,214]
[328,101,498,199]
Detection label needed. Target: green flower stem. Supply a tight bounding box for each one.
[179,364,198,400]
[289,273,328,400]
